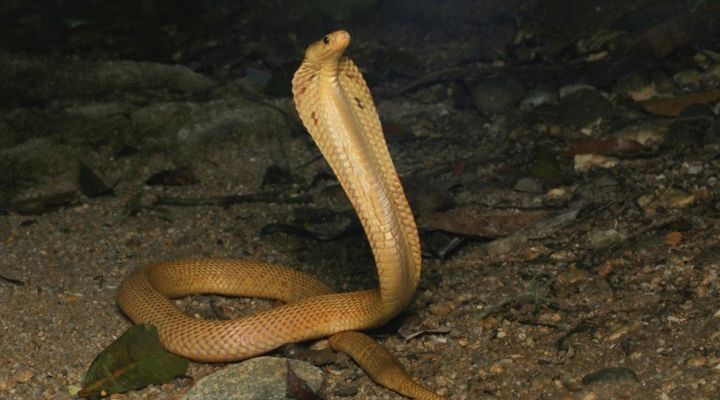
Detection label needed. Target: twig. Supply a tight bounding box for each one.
[154,192,313,207]
[0,273,24,286]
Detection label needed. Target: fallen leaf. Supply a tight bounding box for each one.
[567,137,645,156]
[631,14,696,59]
[79,324,188,398]
[639,90,720,116]
[422,206,553,237]
[145,167,197,186]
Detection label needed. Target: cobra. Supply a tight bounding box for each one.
[118,30,445,400]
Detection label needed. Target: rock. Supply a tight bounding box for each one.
[613,73,654,101]
[471,78,525,115]
[558,86,611,127]
[519,86,558,110]
[527,146,571,187]
[588,228,626,249]
[0,54,216,102]
[573,154,619,171]
[637,187,696,212]
[181,357,325,400]
[614,120,668,146]
[673,69,702,88]
[513,177,544,193]
[557,264,588,285]
[0,96,295,204]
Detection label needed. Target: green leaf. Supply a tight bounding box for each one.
[79,324,188,398]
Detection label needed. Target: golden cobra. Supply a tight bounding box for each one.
[118,30,445,400]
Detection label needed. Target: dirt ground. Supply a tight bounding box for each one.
[1,1,720,399]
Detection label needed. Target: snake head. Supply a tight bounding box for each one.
[304,30,350,65]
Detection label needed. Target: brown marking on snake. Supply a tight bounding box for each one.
[354,97,365,110]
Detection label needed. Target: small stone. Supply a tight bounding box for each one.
[673,69,702,87]
[608,321,641,341]
[686,163,703,174]
[588,229,627,249]
[523,245,548,261]
[687,356,707,367]
[429,301,455,317]
[549,250,575,261]
[520,86,558,109]
[333,385,359,397]
[14,370,33,383]
[613,73,654,101]
[638,188,696,212]
[514,177,544,193]
[490,359,513,375]
[560,375,583,392]
[558,87,611,128]
[557,264,588,284]
[665,231,683,247]
[598,257,627,277]
[471,78,525,115]
[538,312,562,323]
[574,154,618,171]
[581,393,600,400]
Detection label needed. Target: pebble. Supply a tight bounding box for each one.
[588,228,627,249]
[471,78,525,115]
[573,154,618,171]
[557,264,588,284]
[14,370,33,383]
[686,356,707,367]
[665,231,683,247]
[333,385,359,397]
[520,86,558,109]
[429,301,455,317]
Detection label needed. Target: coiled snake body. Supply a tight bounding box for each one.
[118,30,444,400]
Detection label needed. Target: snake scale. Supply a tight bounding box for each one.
[118,30,445,400]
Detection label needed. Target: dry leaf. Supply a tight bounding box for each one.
[567,137,645,156]
[639,90,720,116]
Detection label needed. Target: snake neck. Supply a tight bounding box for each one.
[306,59,421,322]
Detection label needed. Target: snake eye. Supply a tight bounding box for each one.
[322,36,330,45]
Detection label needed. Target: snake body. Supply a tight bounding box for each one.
[118,30,444,400]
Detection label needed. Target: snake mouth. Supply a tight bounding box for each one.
[328,30,350,48]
